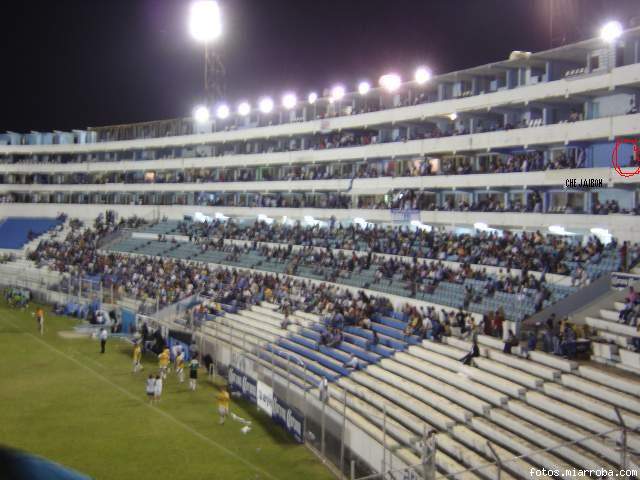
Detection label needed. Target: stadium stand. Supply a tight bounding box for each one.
[0,217,63,249]
[3,23,640,479]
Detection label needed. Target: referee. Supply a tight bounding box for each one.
[99,328,108,354]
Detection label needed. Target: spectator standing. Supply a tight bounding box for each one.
[503,330,517,354]
[460,340,480,365]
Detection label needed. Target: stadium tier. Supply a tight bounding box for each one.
[4,22,640,480]
[1,28,640,242]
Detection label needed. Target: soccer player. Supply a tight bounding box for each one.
[188,355,200,391]
[158,347,170,380]
[217,387,230,425]
[175,349,185,383]
[153,374,163,403]
[146,374,155,403]
[35,307,44,336]
[99,328,108,354]
[132,342,142,373]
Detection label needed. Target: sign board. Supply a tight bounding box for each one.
[272,395,304,443]
[257,381,274,416]
[228,367,257,404]
[228,368,303,443]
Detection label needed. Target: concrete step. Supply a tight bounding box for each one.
[578,365,640,396]
[395,351,508,408]
[560,374,640,415]
[366,363,474,422]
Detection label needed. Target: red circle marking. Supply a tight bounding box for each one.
[612,138,640,178]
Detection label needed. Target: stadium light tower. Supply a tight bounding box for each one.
[189,1,225,104]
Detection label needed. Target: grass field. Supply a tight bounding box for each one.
[0,301,334,480]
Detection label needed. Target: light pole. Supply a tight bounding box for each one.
[189,1,225,105]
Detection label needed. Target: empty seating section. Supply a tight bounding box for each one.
[141,221,181,235]
[265,302,637,475]
[588,299,640,374]
[0,217,63,249]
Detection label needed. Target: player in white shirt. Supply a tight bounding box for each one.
[153,375,163,403]
[175,351,185,383]
[145,375,155,403]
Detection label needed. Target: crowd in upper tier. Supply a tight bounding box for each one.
[0,103,601,166]
[176,218,634,277]
[0,148,587,186]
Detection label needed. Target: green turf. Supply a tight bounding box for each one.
[0,301,334,480]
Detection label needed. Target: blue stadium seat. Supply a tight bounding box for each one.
[0,217,62,249]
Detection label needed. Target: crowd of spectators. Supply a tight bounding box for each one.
[2,146,587,187]
[26,215,631,362]
[176,218,625,277]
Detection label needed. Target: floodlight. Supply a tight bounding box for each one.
[308,92,318,104]
[237,101,251,116]
[414,67,432,84]
[331,85,345,101]
[448,112,458,121]
[189,1,222,43]
[600,20,623,43]
[358,81,371,95]
[216,104,230,119]
[259,97,274,114]
[193,105,210,123]
[379,73,402,92]
[282,93,297,110]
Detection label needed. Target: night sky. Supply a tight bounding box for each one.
[0,0,638,133]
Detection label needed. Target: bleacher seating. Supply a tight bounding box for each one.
[588,299,640,374]
[0,217,63,249]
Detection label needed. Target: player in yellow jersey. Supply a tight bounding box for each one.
[217,387,230,425]
[132,342,142,373]
[35,307,44,336]
[158,348,170,380]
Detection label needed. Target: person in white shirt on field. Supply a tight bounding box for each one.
[146,374,155,403]
[175,350,185,383]
[153,374,163,403]
[99,328,108,354]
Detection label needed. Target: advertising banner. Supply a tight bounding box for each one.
[257,381,274,416]
[228,368,303,443]
[272,395,304,443]
[228,367,257,404]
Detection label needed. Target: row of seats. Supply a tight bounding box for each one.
[588,299,640,375]
[0,217,63,249]
[198,296,640,478]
